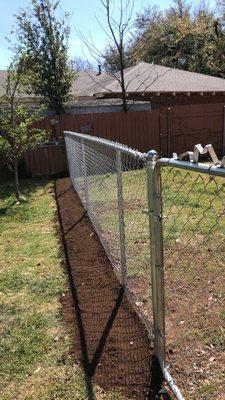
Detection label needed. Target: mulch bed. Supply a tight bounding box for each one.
[55,177,164,400]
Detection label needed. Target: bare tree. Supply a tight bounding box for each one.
[79,0,137,113]
[79,1,170,113]
[71,57,94,72]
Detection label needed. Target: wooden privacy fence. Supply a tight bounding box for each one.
[24,103,225,176]
[32,109,160,153]
[24,145,68,177]
[160,103,225,156]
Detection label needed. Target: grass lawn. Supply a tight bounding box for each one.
[2,171,223,399]
[0,179,126,400]
[76,165,225,399]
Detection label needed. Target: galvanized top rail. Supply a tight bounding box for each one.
[64,131,146,160]
[158,158,225,178]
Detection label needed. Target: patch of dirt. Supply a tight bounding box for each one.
[55,178,164,400]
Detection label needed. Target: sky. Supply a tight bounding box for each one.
[0,0,216,69]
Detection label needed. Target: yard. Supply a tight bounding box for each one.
[0,180,128,400]
[1,166,224,399]
[77,165,225,400]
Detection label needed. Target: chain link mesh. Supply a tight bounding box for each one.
[65,132,153,332]
[65,132,225,399]
[161,165,225,399]
[121,151,152,324]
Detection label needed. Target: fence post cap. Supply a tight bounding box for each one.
[146,150,158,161]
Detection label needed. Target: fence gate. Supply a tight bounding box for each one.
[65,131,225,400]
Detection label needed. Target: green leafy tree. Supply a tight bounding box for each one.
[169,0,191,19]
[128,0,225,77]
[14,0,75,115]
[214,0,225,77]
[0,59,45,202]
[130,5,166,65]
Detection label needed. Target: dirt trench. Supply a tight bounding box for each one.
[55,177,163,399]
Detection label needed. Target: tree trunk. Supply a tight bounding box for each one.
[14,158,20,202]
[121,91,128,114]
[119,47,128,114]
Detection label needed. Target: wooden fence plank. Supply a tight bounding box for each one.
[11,103,225,176]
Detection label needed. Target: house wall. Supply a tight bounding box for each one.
[128,92,225,107]
[68,102,151,115]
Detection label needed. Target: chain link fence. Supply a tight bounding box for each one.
[65,132,152,326]
[65,131,225,400]
[160,161,225,399]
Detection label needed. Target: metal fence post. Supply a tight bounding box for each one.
[167,107,171,156]
[222,105,225,156]
[68,140,75,186]
[146,150,165,370]
[116,149,127,288]
[81,139,90,212]
[65,138,71,177]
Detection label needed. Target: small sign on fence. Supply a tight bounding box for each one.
[80,123,92,133]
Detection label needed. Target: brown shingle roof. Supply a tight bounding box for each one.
[0,69,114,99]
[93,62,225,96]
[71,70,114,97]
[1,62,225,100]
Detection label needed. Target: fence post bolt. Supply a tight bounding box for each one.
[146,149,165,370]
[81,139,90,212]
[116,149,127,288]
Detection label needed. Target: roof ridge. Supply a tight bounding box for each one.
[132,62,225,82]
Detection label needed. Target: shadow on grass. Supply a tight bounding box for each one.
[55,179,164,400]
[0,179,50,217]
